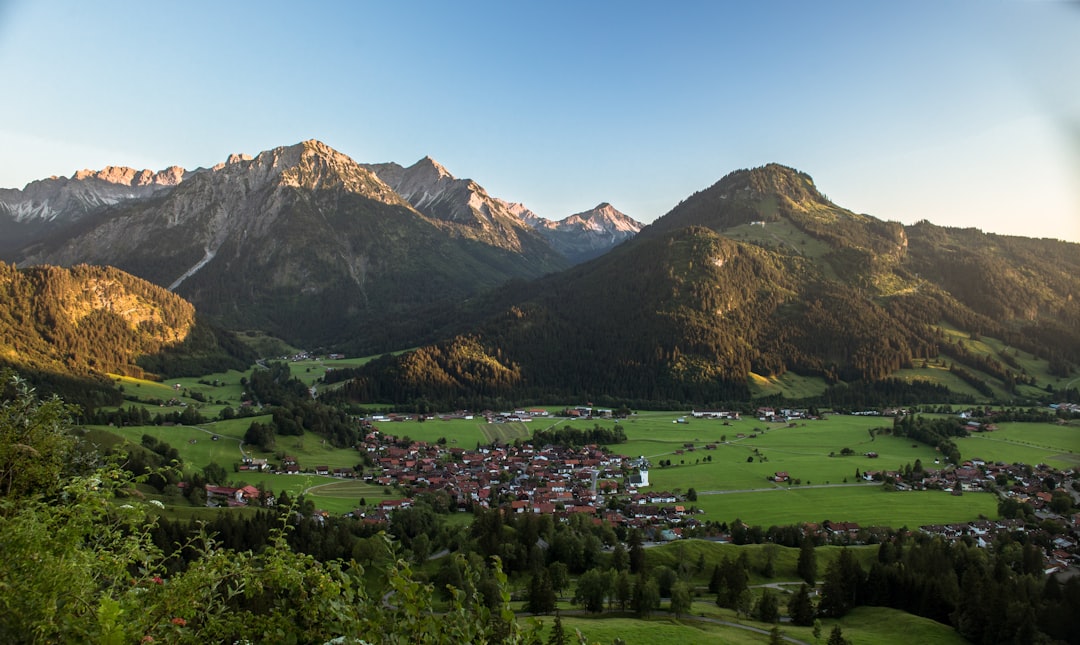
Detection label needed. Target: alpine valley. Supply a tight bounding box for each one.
[2,140,1078,408]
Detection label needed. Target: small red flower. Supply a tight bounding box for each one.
[141,637,154,643]
[170,617,187,627]
[151,576,164,585]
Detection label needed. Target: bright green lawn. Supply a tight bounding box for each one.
[624,415,939,492]
[368,416,554,449]
[690,486,996,528]
[959,422,1080,470]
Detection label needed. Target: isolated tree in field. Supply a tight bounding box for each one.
[549,561,570,596]
[798,537,817,585]
[708,563,723,594]
[527,570,557,614]
[654,565,678,597]
[787,583,816,626]
[761,543,778,578]
[669,581,692,617]
[769,625,784,645]
[614,570,633,610]
[715,555,749,609]
[632,574,660,618]
[547,612,567,645]
[574,568,611,613]
[628,529,646,573]
[610,542,629,571]
[202,461,228,485]
[243,420,275,451]
[827,625,850,645]
[755,588,780,623]
[818,548,864,617]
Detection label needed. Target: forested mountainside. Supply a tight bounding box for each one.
[0,261,251,407]
[338,165,1080,407]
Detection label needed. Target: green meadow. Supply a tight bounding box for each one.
[533,604,968,645]
[89,402,1032,528]
[690,486,997,528]
[958,422,1080,470]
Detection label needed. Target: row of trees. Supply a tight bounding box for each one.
[531,423,627,447]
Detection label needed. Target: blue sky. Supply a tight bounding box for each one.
[1,1,1078,242]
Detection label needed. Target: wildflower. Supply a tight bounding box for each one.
[171,617,187,627]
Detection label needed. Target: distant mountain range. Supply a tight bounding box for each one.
[2,144,1078,407]
[2,141,637,349]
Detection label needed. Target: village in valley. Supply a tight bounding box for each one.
[208,403,1080,576]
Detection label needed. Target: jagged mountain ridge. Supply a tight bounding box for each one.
[358,157,564,261]
[344,164,1080,406]
[7,141,571,349]
[520,202,643,264]
[0,165,191,255]
[360,158,639,263]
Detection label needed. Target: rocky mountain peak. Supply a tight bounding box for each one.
[71,165,189,187]
[415,155,454,180]
[562,203,642,233]
[518,202,642,264]
[201,140,401,204]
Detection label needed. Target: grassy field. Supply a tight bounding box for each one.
[958,422,1080,470]
[480,421,532,444]
[748,371,829,399]
[690,486,997,528]
[91,403,1035,527]
[302,478,400,514]
[892,362,994,399]
[610,412,940,490]
[532,603,968,645]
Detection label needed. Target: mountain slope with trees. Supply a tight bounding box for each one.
[0,261,251,406]
[342,164,1080,407]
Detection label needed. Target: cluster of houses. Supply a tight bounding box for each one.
[918,518,1080,574]
[753,407,812,422]
[349,428,701,532]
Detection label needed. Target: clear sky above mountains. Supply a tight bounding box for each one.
[1,1,1077,242]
